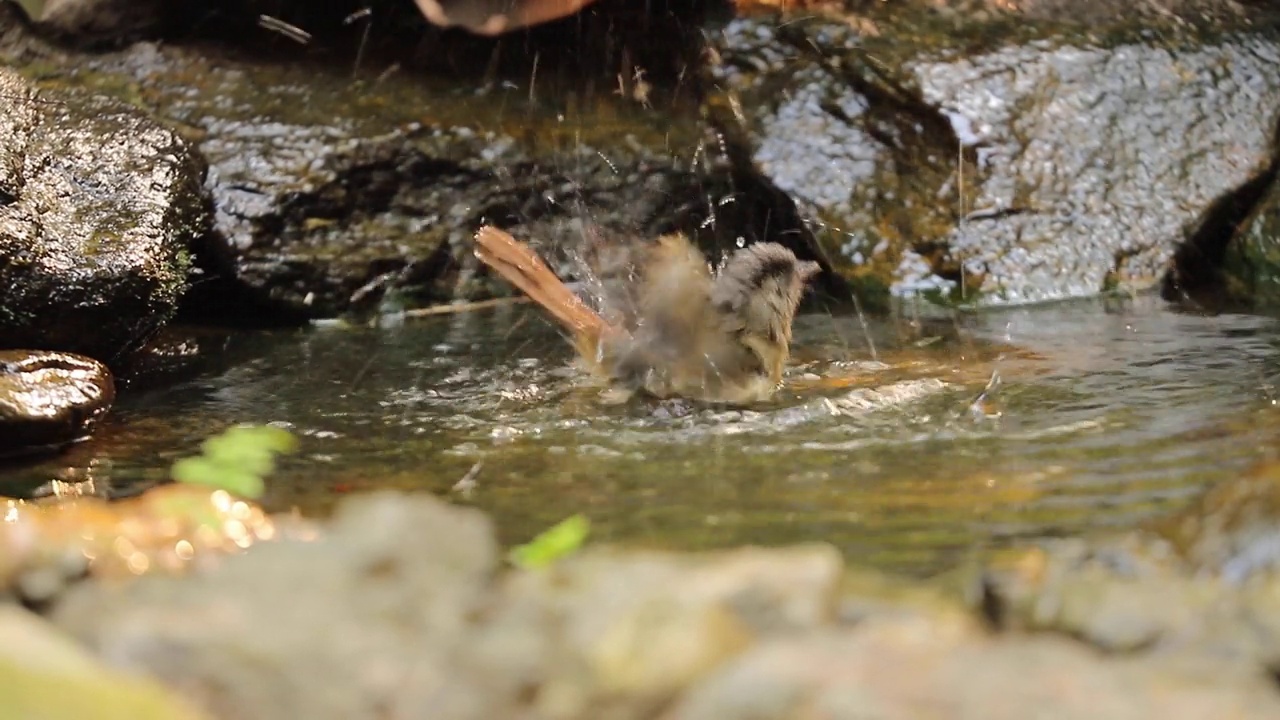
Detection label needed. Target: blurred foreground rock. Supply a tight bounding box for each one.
[981,458,1280,663]
[51,491,846,720]
[0,604,209,720]
[0,483,290,606]
[667,618,1279,720]
[40,487,1280,720]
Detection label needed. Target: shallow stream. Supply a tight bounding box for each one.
[4,294,1279,576]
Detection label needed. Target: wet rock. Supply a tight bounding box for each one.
[0,350,115,457]
[110,327,221,391]
[159,53,838,321]
[914,30,1280,305]
[1215,173,1280,310]
[0,65,210,362]
[33,0,167,47]
[666,614,1280,720]
[0,7,844,325]
[187,116,709,322]
[0,604,211,720]
[982,0,1265,26]
[706,12,1280,305]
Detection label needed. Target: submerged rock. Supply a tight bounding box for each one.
[0,65,209,362]
[705,10,1280,305]
[1153,458,1280,582]
[0,350,114,457]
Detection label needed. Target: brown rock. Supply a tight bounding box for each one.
[0,349,114,457]
[414,0,598,34]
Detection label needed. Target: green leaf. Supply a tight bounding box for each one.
[170,457,265,499]
[509,514,590,569]
[170,425,296,499]
[202,426,297,466]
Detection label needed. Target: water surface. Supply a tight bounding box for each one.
[5,294,1279,576]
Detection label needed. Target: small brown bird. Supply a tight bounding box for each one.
[473,226,820,404]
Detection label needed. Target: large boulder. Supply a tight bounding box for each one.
[0,65,210,363]
[704,8,1280,305]
[0,4,843,325]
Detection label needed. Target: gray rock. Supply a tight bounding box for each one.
[706,13,1280,306]
[979,462,1280,662]
[0,66,209,362]
[983,0,1259,26]
[0,604,211,720]
[665,615,1280,720]
[0,349,114,457]
[458,544,842,719]
[53,491,499,720]
[51,490,845,720]
[909,32,1280,304]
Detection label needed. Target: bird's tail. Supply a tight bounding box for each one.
[473,226,614,362]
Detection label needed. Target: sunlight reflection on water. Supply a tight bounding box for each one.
[4,294,1279,576]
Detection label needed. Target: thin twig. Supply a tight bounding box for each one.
[258,15,312,44]
[452,461,483,498]
[403,296,531,319]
